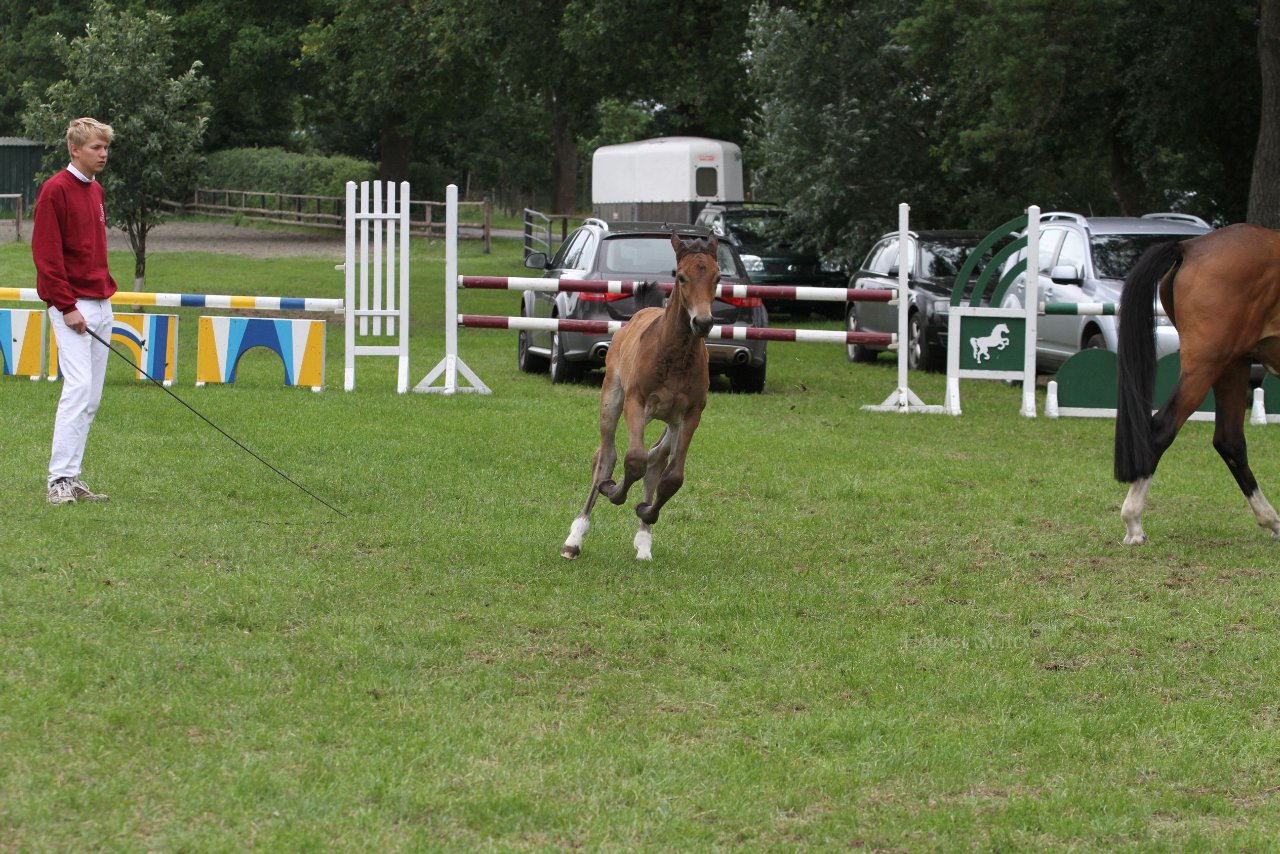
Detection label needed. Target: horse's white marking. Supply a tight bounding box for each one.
[1247,490,1280,538]
[565,516,589,550]
[1121,477,1152,544]
[970,323,1010,363]
[634,526,653,561]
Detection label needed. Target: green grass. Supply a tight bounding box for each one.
[4,229,1280,850]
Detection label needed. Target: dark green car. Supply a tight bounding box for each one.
[695,204,846,317]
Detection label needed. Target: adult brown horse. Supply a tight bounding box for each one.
[1115,223,1280,544]
[561,231,719,560]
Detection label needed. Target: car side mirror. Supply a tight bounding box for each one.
[886,264,900,278]
[1049,264,1082,285]
[524,251,549,270]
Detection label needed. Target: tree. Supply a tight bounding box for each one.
[747,0,938,262]
[1251,0,1280,226]
[299,0,490,183]
[23,0,211,287]
[154,0,324,151]
[898,0,1260,225]
[0,0,91,135]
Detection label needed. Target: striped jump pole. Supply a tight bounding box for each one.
[0,287,343,313]
[1039,301,1167,317]
[459,315,896,348]
[459,276,896,305]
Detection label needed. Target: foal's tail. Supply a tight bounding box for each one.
[1114,241,1183,482]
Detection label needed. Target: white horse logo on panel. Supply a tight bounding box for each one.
[970,323,1010,363]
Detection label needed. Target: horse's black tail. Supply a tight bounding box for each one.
[1114,241,1183,482]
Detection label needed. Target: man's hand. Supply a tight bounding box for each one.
[63,308,87,334]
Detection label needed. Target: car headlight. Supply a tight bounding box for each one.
[740,254,764,274]
[932,298,950,315]
[820,258,845,274]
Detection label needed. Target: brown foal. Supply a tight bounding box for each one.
[561,232,719,560]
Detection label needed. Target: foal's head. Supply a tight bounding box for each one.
[671,232,719,337]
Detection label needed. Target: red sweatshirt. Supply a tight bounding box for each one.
[32,168,118,313]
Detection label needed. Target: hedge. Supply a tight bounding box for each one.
[202,148,378,198]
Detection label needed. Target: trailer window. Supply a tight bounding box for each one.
[695,167,718,197]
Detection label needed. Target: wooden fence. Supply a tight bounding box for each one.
[180,188,492,251]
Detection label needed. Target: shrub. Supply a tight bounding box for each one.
[202,147,377,197]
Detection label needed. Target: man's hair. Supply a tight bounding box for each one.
[66,117,113,149]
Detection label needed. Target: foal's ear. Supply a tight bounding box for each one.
[707,234,718,254]
[671,231,686,256]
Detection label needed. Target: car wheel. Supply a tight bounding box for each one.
[517,304,550,374]
[728,362,766,394]
[1083,330,1106,350]
[906,312,924,371]
[846,304,877,363]
[549,330,583,384]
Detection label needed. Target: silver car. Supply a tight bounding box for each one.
[518,220,769,393]
[999,212,1212,371]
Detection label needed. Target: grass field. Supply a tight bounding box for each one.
[3,227,1280,850]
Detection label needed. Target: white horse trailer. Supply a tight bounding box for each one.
[591,137,744,224]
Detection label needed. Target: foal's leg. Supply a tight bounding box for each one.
[561,373,624,559]
[633,428,674,560]
[1122,363,1222,544]
[636,408,703,525]
[1212,361,1280,538]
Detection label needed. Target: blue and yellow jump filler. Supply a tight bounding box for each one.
[197,316,326,392]
[47,312,179,385]
[1,308,44,379]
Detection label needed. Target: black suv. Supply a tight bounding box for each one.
[846,230,1009,372]
[519,220,769,393]
[695,204,846,316]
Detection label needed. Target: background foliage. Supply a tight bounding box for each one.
[203,147,377,198]
[1,0,1277,262]
[19,0,210,285]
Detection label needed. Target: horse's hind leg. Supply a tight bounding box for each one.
[636,408,703,526]
[561,373,624,559]
[1212,361,1280,539]
[633,428,674,560]
[1122,363,1220,544]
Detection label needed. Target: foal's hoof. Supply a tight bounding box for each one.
[560,544,581,560]
[1122,534,1147,546]
[601,480,628,506]
[636,502,660,525]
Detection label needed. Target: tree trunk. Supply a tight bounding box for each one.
[379,117,412,184]
[127,219,147,289]
[548,94,578,215]
[1250,0,1280,227]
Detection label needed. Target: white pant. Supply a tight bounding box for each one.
[48,299,113,485]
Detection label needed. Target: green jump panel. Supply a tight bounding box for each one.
[958,316,1025,372]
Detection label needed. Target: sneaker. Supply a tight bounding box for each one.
[70,478,108,502]
[47,478,77,505]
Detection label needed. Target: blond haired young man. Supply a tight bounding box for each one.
[33,117,118,505]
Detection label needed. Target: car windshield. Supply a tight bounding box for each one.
[1091,233,1191,280]
[600,235,743,279]
[919,238,985,278]
[726,212,788,245]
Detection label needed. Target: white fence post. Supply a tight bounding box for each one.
[1020,205,1040,418]
[414,184,490,395]
[862,202,945,414]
